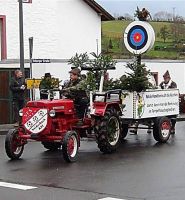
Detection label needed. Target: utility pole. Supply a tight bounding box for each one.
[29,37,33,78]
[173,7,176,21]
[19,0,25,77]
[29,37,33,100]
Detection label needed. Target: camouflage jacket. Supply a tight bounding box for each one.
[63,78,87,98]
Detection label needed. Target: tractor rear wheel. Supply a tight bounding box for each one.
[94,108,121,153]
[5,129,24,160]
[153,117,171,143]
[62,131,79,162]
[41,142,61,151]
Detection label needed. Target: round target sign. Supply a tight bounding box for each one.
[124,21,155,54]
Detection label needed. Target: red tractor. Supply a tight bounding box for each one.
[5,88,123,162]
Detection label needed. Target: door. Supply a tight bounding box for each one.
[0,20,2,60]
[0,70,10,124]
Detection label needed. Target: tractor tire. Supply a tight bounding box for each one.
[153,117,171,143]
[62,131,79,162]
[5,129,24,160]
[41,142,61,151]
[120,123,128,141]
[94,108,121,153]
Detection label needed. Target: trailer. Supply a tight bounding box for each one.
[120,89,179,142]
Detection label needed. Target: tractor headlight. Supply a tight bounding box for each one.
[19,109,23,117]
[49,110,56,117]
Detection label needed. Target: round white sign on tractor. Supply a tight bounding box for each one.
[124,21,155,55]
[24,109,48,134]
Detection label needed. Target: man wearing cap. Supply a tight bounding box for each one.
[159,70,177,134]
[39,73,52,99]
[63,68,81,89]
[159,70,177,89]
[63,68,88,119]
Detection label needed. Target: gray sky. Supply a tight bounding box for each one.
[96,0,185,17]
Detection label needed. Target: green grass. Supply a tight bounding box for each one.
[144,49,179,59]
[102,20,185,59]
[102,20,131,38]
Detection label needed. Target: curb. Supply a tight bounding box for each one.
[0,130,8,135]
[0,125,14,136]
[177,117,185,122]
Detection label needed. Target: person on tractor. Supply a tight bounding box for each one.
[39,73,52,99]
[63,68,89,120]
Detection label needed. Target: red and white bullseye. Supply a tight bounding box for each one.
[124,21,155,54]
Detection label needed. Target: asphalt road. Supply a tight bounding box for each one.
[1,121,185,200]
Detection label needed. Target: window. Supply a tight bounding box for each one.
[151,72,158,86]
[0,15,7,60]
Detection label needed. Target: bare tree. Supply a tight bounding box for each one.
[113,13,120,19]
[124,13,134,21]
[153,11,172,21]
[170,16,185,42]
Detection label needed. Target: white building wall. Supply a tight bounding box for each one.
[0,0,101,59]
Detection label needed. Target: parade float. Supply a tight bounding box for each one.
[4,10,179,163]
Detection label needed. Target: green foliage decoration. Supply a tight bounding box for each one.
[120,61,153,92]
[39,77,60,90]
[68,52,117,91]
[68,52,89,69]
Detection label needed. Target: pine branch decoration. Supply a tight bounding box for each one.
[120,61,152,92]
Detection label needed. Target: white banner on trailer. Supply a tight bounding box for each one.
[122,89,179,119]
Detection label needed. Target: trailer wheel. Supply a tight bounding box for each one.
[62,131,79,162]
[153,117,171,143]
[94,108,121,153]
[41,142,61,151]
[120,123,128,140]
[5,129,24,160]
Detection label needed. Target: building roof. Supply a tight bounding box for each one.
[83,0,114,21]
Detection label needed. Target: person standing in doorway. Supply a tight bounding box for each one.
[10,70,26,126]
[159,70,177,134]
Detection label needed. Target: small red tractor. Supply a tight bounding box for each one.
[5,87,123,162]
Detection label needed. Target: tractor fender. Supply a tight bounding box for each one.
[92,102,121,117]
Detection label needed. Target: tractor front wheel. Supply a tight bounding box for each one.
[94,108,121,153]
[5,129,24,160]
[62,131,79,162]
